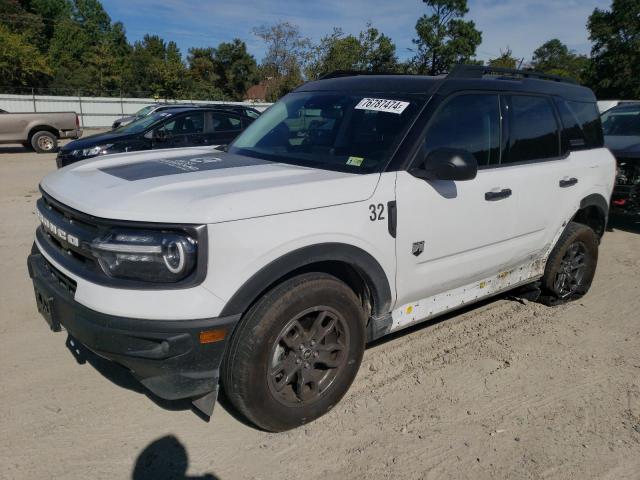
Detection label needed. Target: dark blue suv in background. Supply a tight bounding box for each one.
[57,106,259,168]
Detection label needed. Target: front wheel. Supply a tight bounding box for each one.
[222,273,366,432]
[541,221,599,303]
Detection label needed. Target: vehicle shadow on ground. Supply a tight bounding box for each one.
[609,215,640,234]
[0,146,31,154]
[132,435,220,480]
[66,337,194,413]
[66,335,259,428]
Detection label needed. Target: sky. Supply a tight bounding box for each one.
[100,0,612,64]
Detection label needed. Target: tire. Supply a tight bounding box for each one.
[222,272,366,432]
[541,221,599,303]
[30,130,58,153]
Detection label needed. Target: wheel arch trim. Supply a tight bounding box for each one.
[576,193,609,235]
[219,243,393,318]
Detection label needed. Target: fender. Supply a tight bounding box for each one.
[579,193,609,232]
[219,243,393,318]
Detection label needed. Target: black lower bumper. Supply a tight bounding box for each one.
[27,250,240,404]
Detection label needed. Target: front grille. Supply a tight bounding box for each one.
[36,194,102,276]
[42,256,77,296]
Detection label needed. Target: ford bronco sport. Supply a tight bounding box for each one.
[28,65,615,432]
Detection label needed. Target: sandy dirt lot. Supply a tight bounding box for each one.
[1,141,639,480]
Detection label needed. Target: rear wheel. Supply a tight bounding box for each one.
[541,222,599,303]
[30,130,58,153]
[222,272,366,432]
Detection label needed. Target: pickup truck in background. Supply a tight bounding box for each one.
[0,111,82,153]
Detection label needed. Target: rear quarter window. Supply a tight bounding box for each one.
[555,99,604,150]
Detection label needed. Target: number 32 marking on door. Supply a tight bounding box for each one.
[369,203,385,221]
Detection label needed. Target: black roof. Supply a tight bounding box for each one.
[296,65,596,103]
[147,105,256,115]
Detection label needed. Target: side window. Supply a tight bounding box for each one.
[566,101,604,148]
[209,112,243,132]
[421,94,500,167]
[554,98,587,152]
[159,113,204,135]
[505,95,560,163]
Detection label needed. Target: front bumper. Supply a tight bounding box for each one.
[27,249,240,405]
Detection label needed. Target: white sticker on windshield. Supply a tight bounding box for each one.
[355,98,410,115]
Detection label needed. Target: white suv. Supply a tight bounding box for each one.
[28,66,616,432]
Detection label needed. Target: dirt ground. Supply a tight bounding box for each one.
[1,139,639,480]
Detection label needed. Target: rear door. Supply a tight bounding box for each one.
[395,92,521,308]
[499,94,574,263]
[205,111,244,147]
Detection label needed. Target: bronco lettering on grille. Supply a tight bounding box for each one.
[37,210,80,247]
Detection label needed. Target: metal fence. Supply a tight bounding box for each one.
[0,93,271,128]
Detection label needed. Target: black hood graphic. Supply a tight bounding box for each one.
[100,151,271,181]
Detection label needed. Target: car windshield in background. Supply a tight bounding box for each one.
[602,106,640,136]
[135,105,156,117]
[113,111,172,134]
[229,92,423,173]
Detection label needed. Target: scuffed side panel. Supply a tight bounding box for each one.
[390,258,546,332]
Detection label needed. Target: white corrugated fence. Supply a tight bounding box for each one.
[0,93,271,128]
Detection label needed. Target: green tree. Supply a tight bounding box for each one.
[47,0,132,94]
[586,0,640,99]
[212,39,258,100]
[306,28,362,79]
[530,39,588,82]
[0,23,51,88]
[253,21,311,100]
[411,0,482,75]
[128,35,187,98]
[187,47,223,99]
[358,24,398,72]
[487,47,519,69]
[306,24,398,79]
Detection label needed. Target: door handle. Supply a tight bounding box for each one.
[485,188,512,201]
[559,177,578,188]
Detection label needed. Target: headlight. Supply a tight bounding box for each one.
[90,229,197,282]
[73,144,113,158]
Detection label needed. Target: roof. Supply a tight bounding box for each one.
[295,70,596,103]
[245,83,269,101]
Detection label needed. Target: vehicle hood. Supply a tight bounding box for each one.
[40,148,380,224]
[60,130,137,152]
[113,115,136,125]
[605,135,640,159]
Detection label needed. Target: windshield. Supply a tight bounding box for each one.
[229,92,423,173]
[602,106,640,136]
[113,111,172,134]
[135,105,156,117]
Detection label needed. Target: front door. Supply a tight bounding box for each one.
[152,112,206,149]
[395,93,521,314]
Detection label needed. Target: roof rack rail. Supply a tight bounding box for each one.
[318,70,402,80]
[448,64,578,85]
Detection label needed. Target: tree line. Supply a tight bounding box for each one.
[1,0,638,101]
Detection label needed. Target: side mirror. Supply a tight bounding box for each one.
[410,148,478,181]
